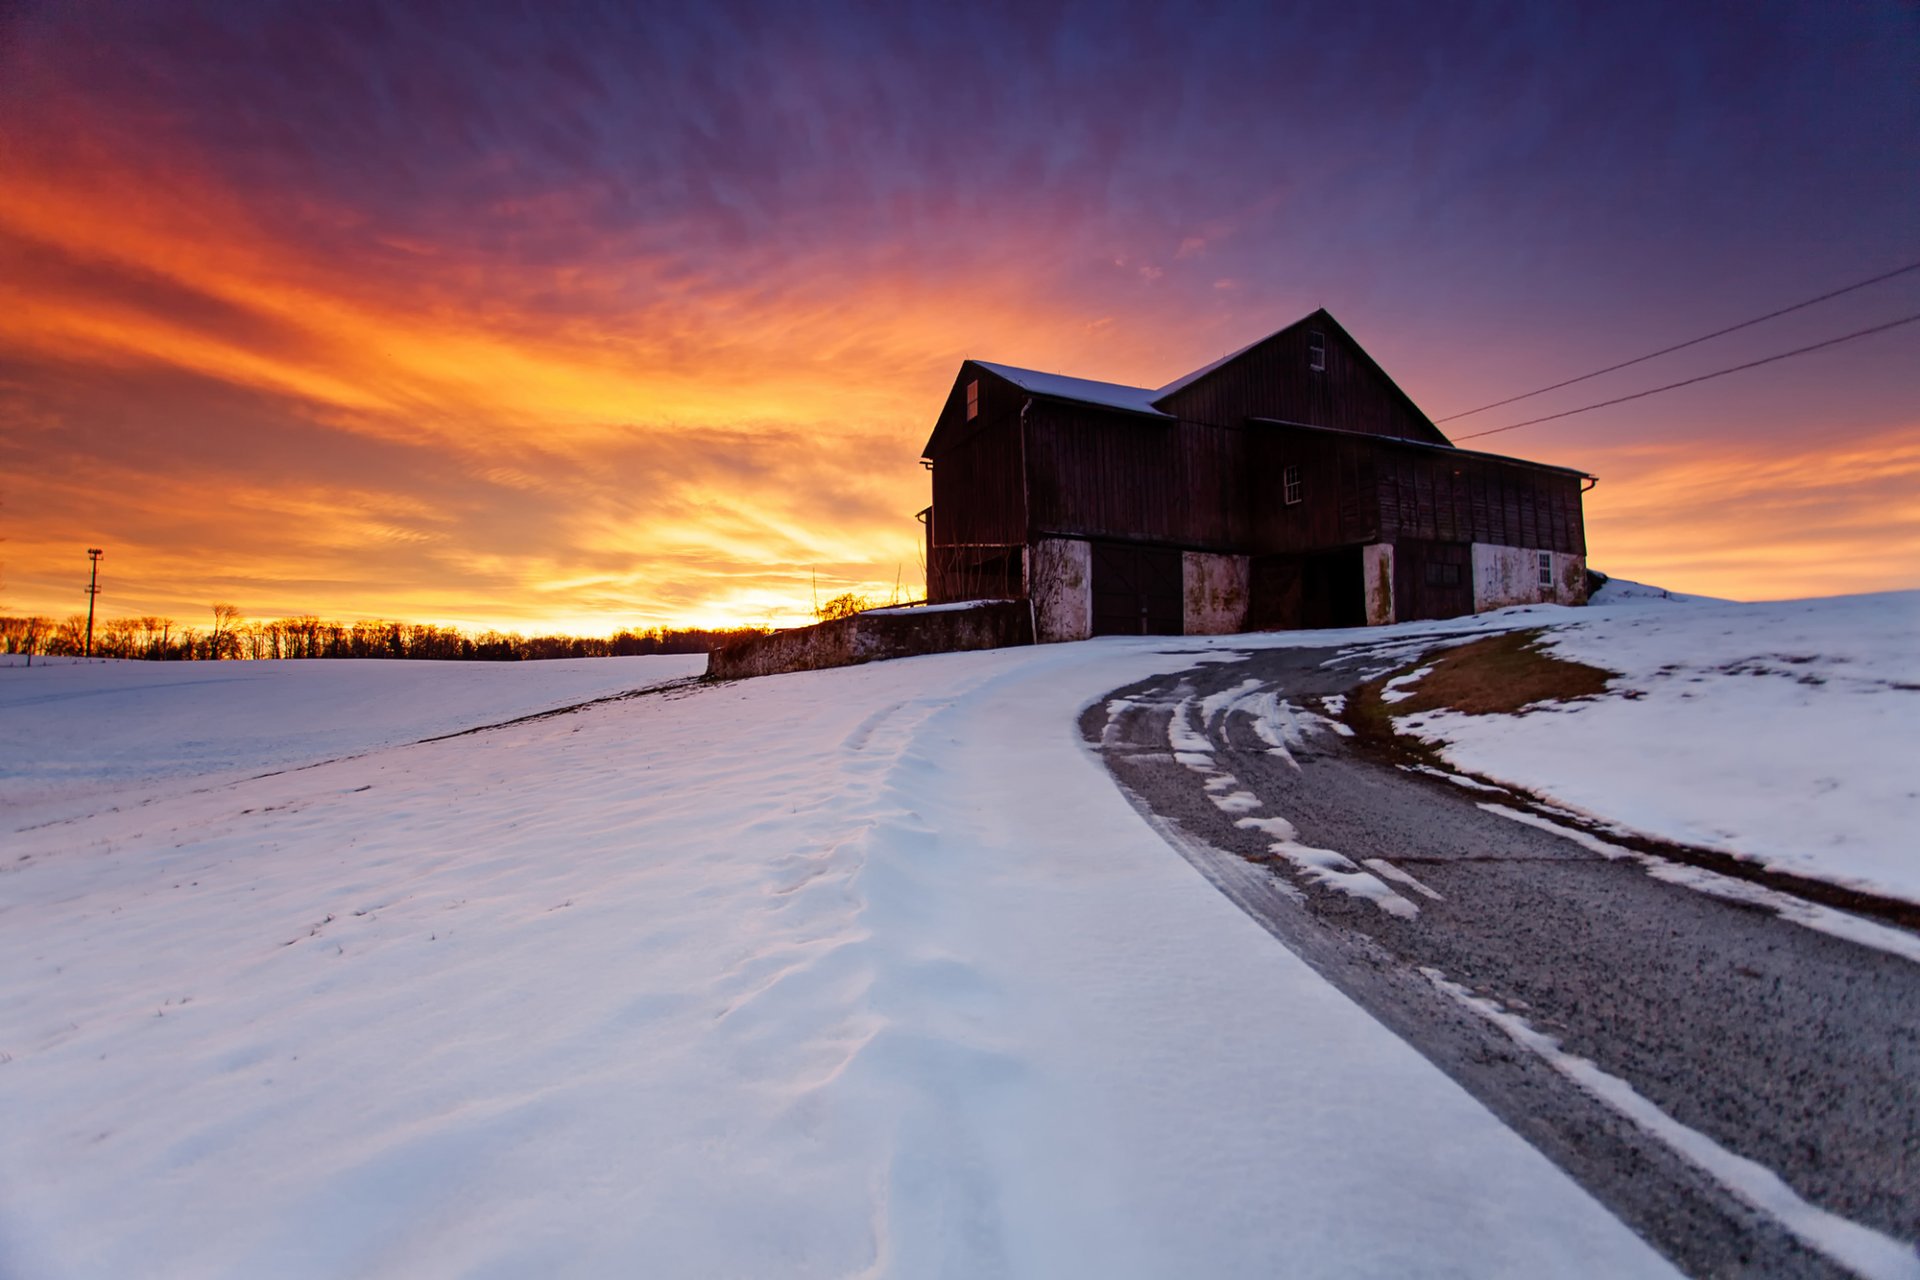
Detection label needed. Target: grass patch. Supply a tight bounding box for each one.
[1384,629,1616,717]
[1345,629,1617,758]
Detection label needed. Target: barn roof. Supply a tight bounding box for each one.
[970,361,1170,417]
[1152,334,1266,398]
[1248,417,1595,479]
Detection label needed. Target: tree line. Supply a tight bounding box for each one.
[0,607,768,662]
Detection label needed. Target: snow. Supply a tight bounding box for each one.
[971,360,1168,416]
[1587,574,1731,606]
[859,599,1003,617]
[1362,857,1446,902]
[0,642,1674,1279]
[1394,591,1920,905]
[0,655,706,830]
[1378,664,1433,703]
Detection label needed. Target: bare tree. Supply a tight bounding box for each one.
[209,603,242,660]
[52,614,87,655]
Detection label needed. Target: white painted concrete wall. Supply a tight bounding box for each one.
[1362,544,1395,625]
[1471,544,1588,611]
[1029,537,1092,643]
[1182,552,1250,635]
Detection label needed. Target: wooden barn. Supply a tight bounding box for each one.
[919,308,1595,639]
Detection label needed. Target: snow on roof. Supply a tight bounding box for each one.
[972,360,1168,417]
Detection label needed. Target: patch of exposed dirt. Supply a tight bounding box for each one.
[1381,628,1616,717]
[1344,628,1616,768]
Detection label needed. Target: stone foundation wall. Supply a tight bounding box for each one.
[1182,551,1250,635]
[705,601,1034,680]
[1471,544,1589,611]
[1362,543,1396,625]
[1029,537,1092,643]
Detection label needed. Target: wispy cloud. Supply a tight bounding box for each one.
[2,1,1914,628]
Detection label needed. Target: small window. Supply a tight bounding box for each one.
[1283,464,1303,505]
[1308,330,1326,372]
[1426,562,1462,587]
[1537,551,1553,588]
[966,379,980,421]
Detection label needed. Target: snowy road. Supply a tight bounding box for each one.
[1088,645,1920,1280]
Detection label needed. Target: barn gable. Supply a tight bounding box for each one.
[921,360,1166,460]
[1151,309,1450,445]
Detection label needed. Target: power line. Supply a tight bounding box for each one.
[1454,312,1920,442]
[1435,260,1920,423]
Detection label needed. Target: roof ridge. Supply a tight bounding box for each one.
[970,359,1166,416]
[1151,309,1326,401]
[972,359,1154,394]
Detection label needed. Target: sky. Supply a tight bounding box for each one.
[2,0,1915,633]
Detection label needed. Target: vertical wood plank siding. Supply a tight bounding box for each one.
[930,413,1025,546]
[927,365,1031,549]
[1247,429,1382,552]
[1372,451,1585,554]
[1024,404,1247,549]
[1155,322,1448,444]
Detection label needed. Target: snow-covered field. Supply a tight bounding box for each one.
[0,655,705,829]
[1391,587,1920,905]
[0,643,1675,1279]
[6,589,1908,1277]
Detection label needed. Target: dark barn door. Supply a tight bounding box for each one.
[1248,548,1364,630]
[1394,539,1474,621]
[1091,542,1183,636]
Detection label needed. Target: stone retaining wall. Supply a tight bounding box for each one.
[705,601,1034,680]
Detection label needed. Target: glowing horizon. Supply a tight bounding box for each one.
[3,3,1915,635]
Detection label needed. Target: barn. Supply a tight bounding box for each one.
[919,308,1595,640]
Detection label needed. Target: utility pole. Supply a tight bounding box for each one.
[84,548,103,658]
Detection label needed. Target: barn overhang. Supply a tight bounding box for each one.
[1245,417,1595,483]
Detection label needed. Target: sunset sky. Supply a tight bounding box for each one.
[3,1,1916,633]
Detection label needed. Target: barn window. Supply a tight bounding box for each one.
[1426,562,1462,587]
[1537,551,1553,588]
[1283,464,1303,505]
[966,379,980,421]
[1308,330,1326,372]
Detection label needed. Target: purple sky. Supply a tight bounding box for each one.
[2,0,1915,628]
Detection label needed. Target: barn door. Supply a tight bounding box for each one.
[1393,539,1474,621]
[1091,542,1183,636]
[1248,548,1364,630]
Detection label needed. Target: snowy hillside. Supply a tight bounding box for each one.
[5,590,1911,1277]
[0,642,1673,1279]
[0,655,705,829]
[1391,589,1920,904]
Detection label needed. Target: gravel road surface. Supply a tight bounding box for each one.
[1084,643,1920,1280]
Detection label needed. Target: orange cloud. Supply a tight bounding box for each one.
[4,74,1913,636]
[1581,426,1920,600]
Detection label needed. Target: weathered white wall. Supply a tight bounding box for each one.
[1362,544,1395,625]
[1471,545,1589,611]
[1029,537,1092,643]
[1182,552,1250,635]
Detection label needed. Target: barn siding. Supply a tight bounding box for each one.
[1024,403,1246,550]
[1247,427,1382,553]
[1374,450,1586,555]
[1155,318,1447,444]
[929,410,1025,547]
